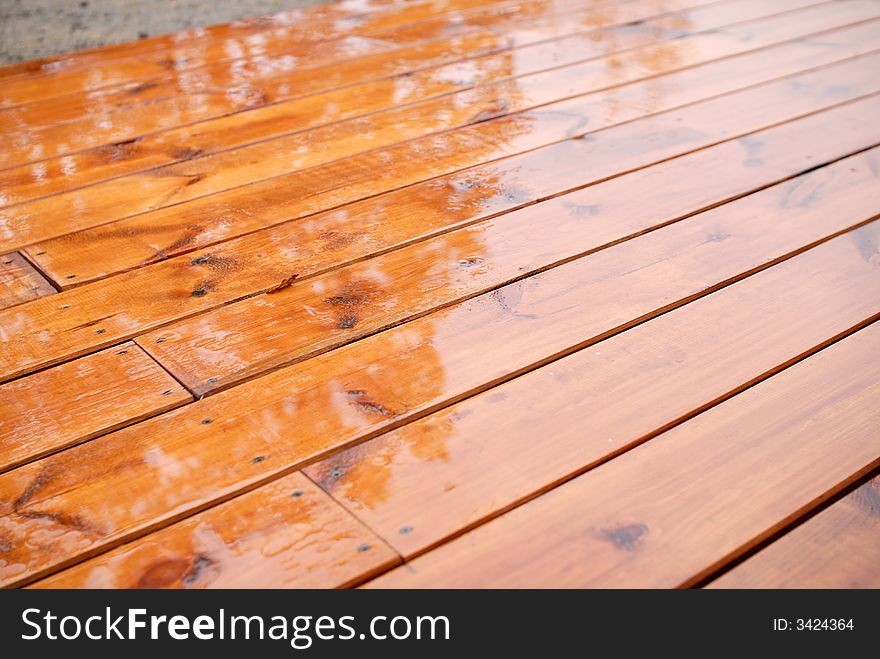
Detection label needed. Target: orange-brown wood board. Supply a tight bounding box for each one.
[0,0,878,589]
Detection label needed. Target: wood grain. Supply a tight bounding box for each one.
[0,0,823,189]
[0,0,429,79]
[25,19,880,281]
[0,342,191,473]
[3,0,880,590]
[5,1,876,253]
[366,322,880,588]
[708,476,880,588]
[31,472,400,589]
[140,133,880,396]
[0,0,878,254]
[306,222,880,560]
[3,51,873,386]
[0,252,54,309]
[0,0,517,108]
[0,0,732,170]
[0,0,708,139]
[3,81,875,391]
[4,73,880,387]
[0,147,876,587]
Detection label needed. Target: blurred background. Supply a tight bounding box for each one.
[0,0,335,64]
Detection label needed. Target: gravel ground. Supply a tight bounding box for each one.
[0,0,334,64]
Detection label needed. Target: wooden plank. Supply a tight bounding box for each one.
[305,223,880,560]
[0,0,516,108]
[708,476,880,588]
[6,5,856,255]
[3,67,878,389]
[3,1,875,251]
[0,0,815,197]
[2,66,879,385]
[0,0,705,138]
[30,472,400,589]
[0,29,506,163]
[40,219,880,589]
[365,323,880,588]
[0,342,191,473]
[0,0,730,169]
[139,127,880,396]
[0,0,420,80]
[25,19,880,281]
[0,252,54,309]
[0,146,877,587]
[0,30,509,146]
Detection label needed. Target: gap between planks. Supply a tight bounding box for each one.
[0,0,525,109]
[0,0,483,81]
[1,96,878,445]
[0,0,818,181]
[358,320,880,588]
[698,466,880,588]
[29,220,880,587]
[4,47,879,385]
[3,175,879,586]
[346,317,880,588]
[18,22,880,284]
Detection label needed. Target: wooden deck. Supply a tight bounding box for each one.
[0,0,878,589]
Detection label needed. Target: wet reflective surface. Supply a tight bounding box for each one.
[0,0,750,175]
[0,0,683,137]
[139,144,880,394]
[2,53,876,383]
[0,0,457,79]
[1,144,877,586]
[32,473,398,588]
[0,5,707,198]
[2,0,724,235]
[0,342,190,472]
[5,5,877,261]
[0,0,511,107]
[1,0,879,589]
[364,322,880,587]
[306,223,880,560]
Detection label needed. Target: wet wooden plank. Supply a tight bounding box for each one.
[305,223,880,561]
[365,322,880,588]
[2,60,876,386]
[0,0,514,108]
[30,472,400,589]
[0,0,422,80]
[25,18,880,281]
[0,342,191,473]
[3,63,879,385]
[0,0,732,170]
[0,147,876,587]
[14,98,877,460]
[0,0,812,199]
[0,0,704,140]
[0,252,54,309]
[708,476,880,588]
[5,2,876,254]
[0,0,875,594]
[0,31,503,168]
[6,5,856,258]
[140,125,880,396]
